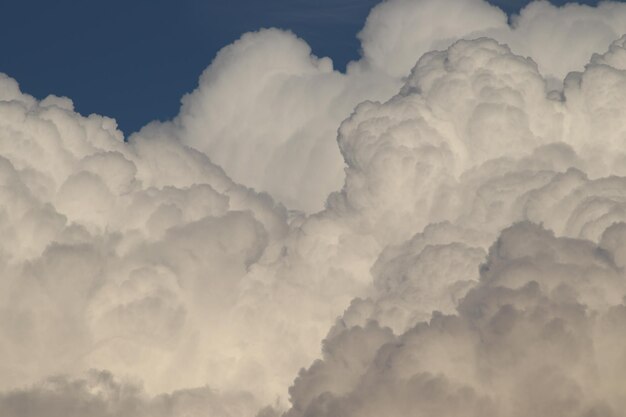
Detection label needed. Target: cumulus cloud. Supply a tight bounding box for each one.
[168,0,626,212]
[3,1,626,417]
[0,73,288,403]
[284,223,626,417]
[276,31,626,417]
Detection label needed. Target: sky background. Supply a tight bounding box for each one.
[0,0,610,135]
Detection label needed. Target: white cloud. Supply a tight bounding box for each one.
[3,1,626,416]
[169,0,626,213]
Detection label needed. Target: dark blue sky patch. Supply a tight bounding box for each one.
[489,0,601,14]
[0,0,614,134]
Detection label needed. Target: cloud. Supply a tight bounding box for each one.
[168,0,626,212]
[284,223,626,417]
[170,28,397,211]
[0,370,259,417]
[3,1,626,417]
[277,32,626,417]
[0,73,288,405]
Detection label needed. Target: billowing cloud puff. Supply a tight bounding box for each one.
[169,0,626,212]
[0,72,289,406]
[172,29,397,211]
[276,32,626,417]
[3,1,626,417]
[285,223,626,417]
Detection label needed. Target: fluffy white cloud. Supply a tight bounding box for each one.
[170,29,397,211]
[3,1,626,417]
[169,0,626,212]
[277,32,626,417]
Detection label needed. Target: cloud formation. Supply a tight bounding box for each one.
[171,0,626,212]
[285,223,626,417]
[3,1,626,417]
[279,32,626,417]
[0,370,259,417]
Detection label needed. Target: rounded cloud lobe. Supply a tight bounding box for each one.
[3,1,626,417]
[174,0,626,212]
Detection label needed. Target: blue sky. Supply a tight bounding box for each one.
[0,0,610,134]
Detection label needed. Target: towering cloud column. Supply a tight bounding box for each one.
[2,1,626,417]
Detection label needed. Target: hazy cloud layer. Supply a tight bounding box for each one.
[3,1,626,417]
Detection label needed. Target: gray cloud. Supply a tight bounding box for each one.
[284,223,626,417]
[0,370,259,417]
